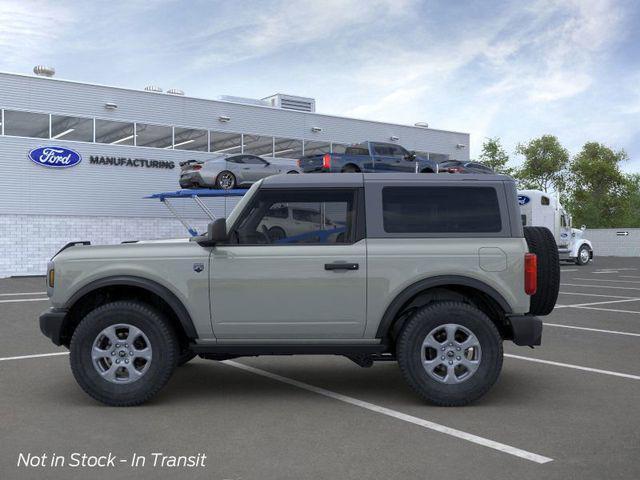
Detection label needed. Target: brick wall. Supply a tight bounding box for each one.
[0,215,211,278]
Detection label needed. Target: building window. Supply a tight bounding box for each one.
[211,131,242,154]
[95,119,135,145]
[51,115,93,142]
[173,127,208,151]
[382,186,502,234]
[135,123,172,149]
[243,134,274,156]
[3,110,49,138]
[303,140,331,156]
[273,137,303,158]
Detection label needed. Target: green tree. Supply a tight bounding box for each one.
[514,135,569,192]
[478,137,513,175]
[566,142,633,228]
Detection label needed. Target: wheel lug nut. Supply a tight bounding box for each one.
[129,351,133,356]
[448,360,453,365]
[440,356,445,360]
[456,347,461,351]
[116,344,120,348]
[125,359,129,364]
[448,343,453,346]
[456,356,461,360]
[111,351,115,356]
[116,359,120,364]
[441,347,445,351]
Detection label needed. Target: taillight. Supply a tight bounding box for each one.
[446,167,462,173]
[192,165,202,170]
[524,253,537,295]
[322,153,331,169]
[296,159,301,167]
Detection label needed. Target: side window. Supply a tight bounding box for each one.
[232,189,358,245]
[382,186,502,234]
[521,214,527,226]
[389,145,408,158]
[373,145,392,156]
[227,156,244,164]
[541,196,550,206]
[243,155,267,165]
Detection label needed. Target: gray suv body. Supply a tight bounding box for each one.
[40,173,558,406]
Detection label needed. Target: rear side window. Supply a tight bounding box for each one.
[345,147,369,156]
[382,187,502,233]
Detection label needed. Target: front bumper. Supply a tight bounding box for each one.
[39,308,68,346]
[507,315,542,346]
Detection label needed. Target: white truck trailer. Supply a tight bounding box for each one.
[518,190,594,265]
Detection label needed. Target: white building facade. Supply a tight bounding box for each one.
[0,71,470,277]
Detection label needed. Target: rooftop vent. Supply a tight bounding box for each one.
[167,88,185,96]
[144,85,163,93]
[262,94,316,112]
[33,65,55,77]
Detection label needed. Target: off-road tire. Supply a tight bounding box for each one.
[396,301,503,406]
[70,301,179,406]
[524,226,560,315]
[576,245,591,266]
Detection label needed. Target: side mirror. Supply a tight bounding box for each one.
[404,151,416,161]
[581,225,586,231]
[210,218,228,242]
[193,218,227,246]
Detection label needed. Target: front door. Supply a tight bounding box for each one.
[210,187,367,339]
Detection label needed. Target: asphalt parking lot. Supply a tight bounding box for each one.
[1,257,639,480]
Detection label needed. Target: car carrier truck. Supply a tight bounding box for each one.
[518,190,594,265]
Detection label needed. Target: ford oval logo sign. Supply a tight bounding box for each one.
[518,195,530,206]
[28,146,82,168]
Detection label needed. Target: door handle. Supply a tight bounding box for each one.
[325,262,359,271]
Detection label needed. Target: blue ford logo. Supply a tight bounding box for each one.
[518,195,530,205]
[28,146,82,168]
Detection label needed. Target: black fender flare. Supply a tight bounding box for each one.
[375,275,512,339]
[64,275,197,339]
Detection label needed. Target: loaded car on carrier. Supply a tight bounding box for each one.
[40,173,559,407]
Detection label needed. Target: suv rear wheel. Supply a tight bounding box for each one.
[70,301,179,406]
[396,301,503,406]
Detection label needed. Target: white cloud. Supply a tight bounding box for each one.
[0,0,74,69]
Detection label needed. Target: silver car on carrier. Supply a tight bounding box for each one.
[179,154,301,190]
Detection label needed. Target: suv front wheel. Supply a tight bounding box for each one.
[70,301,179,406]
[397,301,503,406]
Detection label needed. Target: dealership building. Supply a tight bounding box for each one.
[0,69,470,278]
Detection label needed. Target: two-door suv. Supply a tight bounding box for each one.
[40,173,559,406]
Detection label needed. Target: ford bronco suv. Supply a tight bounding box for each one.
[39,173,560,407]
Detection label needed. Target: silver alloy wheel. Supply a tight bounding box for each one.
[579,247,590,264]
[217,172,234,190]
[421,323,482,384]
[91,324,152,384]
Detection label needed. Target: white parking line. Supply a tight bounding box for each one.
[554,298,640,309]
[544,323,640,337]
[561,268,579,272]
[572,278,640,284]
[571,306,640,315]
[504,354,640,380]
[0,298,49,304]
[561,283,640,291]
[0,292,47,296]
[558,291,636,299]
[0,352,69,362]
[621,275,640,279]
[223,360,553,464]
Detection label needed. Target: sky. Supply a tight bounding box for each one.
[1,0,639,171]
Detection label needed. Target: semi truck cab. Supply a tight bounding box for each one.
[518,190,594,265]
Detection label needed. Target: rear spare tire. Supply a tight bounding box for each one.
[524,226,560,315]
